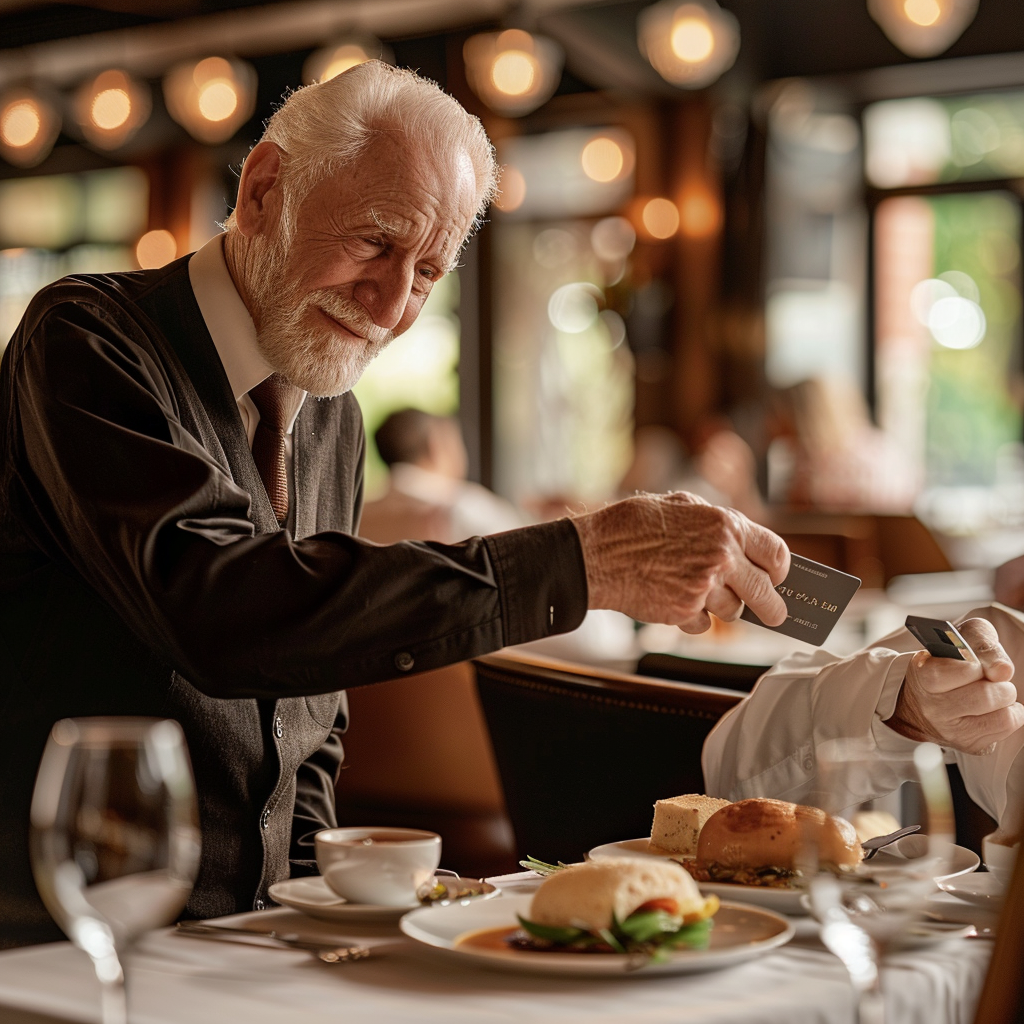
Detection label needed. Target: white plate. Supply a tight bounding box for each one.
[587,839,805,914]
[268,875,499,924]
[399,894,794,976]
[588,837,980,916]
[936,872,1006,908]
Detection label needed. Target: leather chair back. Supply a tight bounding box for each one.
[473,652,744,864]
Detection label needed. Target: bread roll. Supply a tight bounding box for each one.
[529,857,714,932]
[696,798,861,881]
[650,794,731,857]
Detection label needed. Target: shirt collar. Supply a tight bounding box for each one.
[188,233,274,401]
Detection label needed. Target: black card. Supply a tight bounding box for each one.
[905,614,973,660]
[740,553,861,646]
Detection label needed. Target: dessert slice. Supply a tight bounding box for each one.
[649,794,731,858]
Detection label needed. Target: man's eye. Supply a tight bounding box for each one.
[350,237,384,256]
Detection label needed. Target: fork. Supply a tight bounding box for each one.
[174,921,371,962]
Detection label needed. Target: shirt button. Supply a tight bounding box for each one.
[261,809,271,830]
[254,898,265,911]
[275,716,283,739]
[395,651,415,672]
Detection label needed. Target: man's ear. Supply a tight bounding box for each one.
[233,141,286,238]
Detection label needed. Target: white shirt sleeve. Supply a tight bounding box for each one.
[701,604,1024,826]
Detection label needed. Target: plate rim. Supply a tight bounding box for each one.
[399,893,796,976]
[268,874,499,920]
[589,836,980,885]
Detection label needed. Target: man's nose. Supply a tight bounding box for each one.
[353,262,414,331]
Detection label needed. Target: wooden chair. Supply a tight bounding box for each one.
[972,829,1024,1022]
[472,652,744,864]
[334,662,519,878]
[635,652,771,693]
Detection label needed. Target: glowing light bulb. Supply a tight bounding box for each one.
[136,230,178,269]
[904,0,942,25]
[322,51,369,81]
[491,51,536,96]
[642,198,680,239]
[1,101,41,148]
[91,88,131,130]
[671,17,715,62]
[198,81,238,122]
[581,137,625,182]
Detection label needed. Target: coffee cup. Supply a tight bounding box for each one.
[315,827,441,907]
[982,832,1019,889]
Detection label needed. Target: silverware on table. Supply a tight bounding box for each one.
[861,824,922,860]
[174,921,371,962]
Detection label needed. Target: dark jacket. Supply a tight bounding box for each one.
[0,256,587,947]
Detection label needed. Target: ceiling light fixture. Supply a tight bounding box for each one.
[463,29,563,117]
[163,56,257,145]
[867,0,978,57]
[74,69,151,150]
[638,0,740,90]
[0,88,61,168]
[302,34,393,85]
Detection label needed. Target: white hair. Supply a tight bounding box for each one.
[228,60,498,241]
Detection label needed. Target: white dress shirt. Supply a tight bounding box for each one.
[187,233,306,447]
[702,603,1024,830]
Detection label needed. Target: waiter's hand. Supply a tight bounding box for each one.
[571,491,790,633]
[885,618,1024,754]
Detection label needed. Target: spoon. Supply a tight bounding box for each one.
[861,824,922,860]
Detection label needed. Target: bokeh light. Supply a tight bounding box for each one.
[164,56,256,144]
[136,230,178,269]
[581,137,625,183]
[671,17,715,62]
[904,0,941,25]
[494,165,526,213]
[0,90,60,167]
[929,295,986,349]
[548,282,602,333]
[641,198,681,240]
[1,101,40,149]
[491,50,537,96]
[591,217,637,261]
[302,38,390,85]
[679,187,721,237]
[463,29,563,117]
[91,89,131,130]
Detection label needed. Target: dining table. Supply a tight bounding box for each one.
[0,871,995,1024]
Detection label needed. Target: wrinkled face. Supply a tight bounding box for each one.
[246,134,479,397]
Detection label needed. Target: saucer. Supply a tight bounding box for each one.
[268,875,500,924]
[936,872,1006,909]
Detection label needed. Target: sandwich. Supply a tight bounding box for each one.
[513,857,719,957]
[692,797,862,887]
[649,794,731,857]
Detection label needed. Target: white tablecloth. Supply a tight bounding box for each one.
[0,874,992,1024]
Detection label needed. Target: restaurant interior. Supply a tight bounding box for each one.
[2,0,1024,1020]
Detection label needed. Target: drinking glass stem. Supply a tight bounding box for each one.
[91,949,127,1024]
[855,983,884,1024]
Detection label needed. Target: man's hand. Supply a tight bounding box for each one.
[885,618,1024,754]
[570,492,790,633]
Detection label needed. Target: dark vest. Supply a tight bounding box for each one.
[0,257,360,947]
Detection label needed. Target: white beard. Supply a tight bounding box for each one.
[242,233,394,398]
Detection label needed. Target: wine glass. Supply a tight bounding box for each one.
[801,739,955,1024]
[30,718,201,1024]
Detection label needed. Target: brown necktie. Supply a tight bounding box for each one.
[248,373,305,524]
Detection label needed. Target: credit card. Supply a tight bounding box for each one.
[740,553,861,646]
[905,615,973,660]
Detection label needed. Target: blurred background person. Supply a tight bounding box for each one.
[359,408,527,544]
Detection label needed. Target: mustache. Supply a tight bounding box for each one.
[311,292,393,348]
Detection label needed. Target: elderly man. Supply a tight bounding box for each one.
[703,608,1024,834]
[0,62,789,948]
